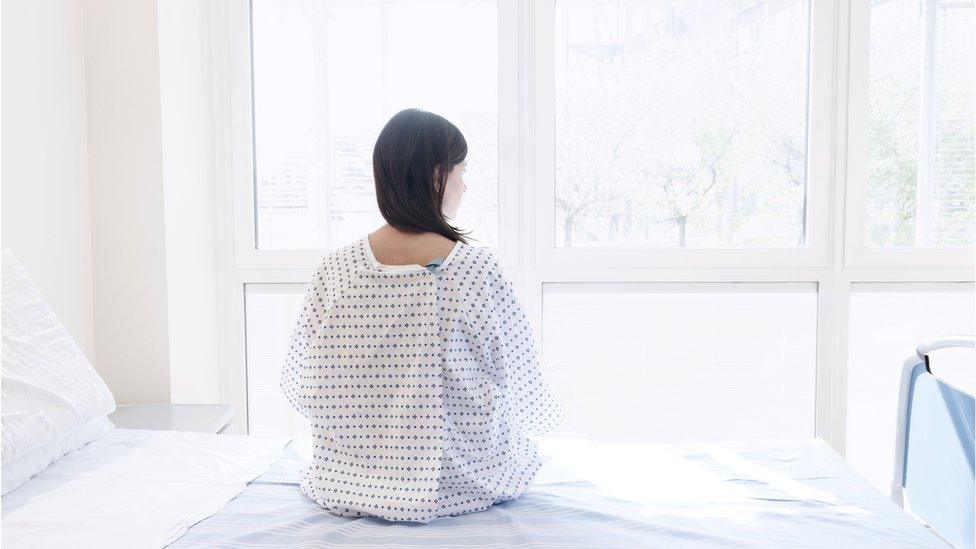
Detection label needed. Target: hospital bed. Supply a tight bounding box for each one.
[0,433,952,548]
[2,338,972,548]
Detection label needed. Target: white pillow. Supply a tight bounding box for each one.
[1,249,116,469]
[1,415,114,495]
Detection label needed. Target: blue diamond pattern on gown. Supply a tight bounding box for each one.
[279,235,564,523]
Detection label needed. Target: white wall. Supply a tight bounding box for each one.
[157,1,222,404]
[84,0,172,403]
[1,0,96,360]
[4,0,225,406]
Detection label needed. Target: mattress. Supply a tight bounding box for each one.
[170,434,945,548]
[1,429,288,549]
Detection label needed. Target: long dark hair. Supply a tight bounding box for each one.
[372,108,474,244]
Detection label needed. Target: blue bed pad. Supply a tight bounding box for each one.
[169,435,944,548]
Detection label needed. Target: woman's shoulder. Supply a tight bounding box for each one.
[452,247,520,332]
[448,247,514,316]
[448,243,504,276]
[309,239,371,286]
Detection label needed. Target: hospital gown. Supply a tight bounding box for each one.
[280,235,564,523]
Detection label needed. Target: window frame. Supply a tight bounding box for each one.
[209,0,975,453]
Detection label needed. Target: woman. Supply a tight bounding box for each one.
[280,108,563,523]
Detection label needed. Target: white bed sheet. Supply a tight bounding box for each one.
[170,434,947,548]
[1,429,288,549]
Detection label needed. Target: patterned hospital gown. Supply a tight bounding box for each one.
[280,234,564,523]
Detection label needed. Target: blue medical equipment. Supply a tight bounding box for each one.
[892,336,975,548]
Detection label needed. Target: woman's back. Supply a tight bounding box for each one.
[280,234,563,523]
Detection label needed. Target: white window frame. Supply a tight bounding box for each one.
[209,0,975,454]
[845,0,976,269]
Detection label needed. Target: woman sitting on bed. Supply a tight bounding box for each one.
[280,108,564,523]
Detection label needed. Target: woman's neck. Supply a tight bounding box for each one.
[368,225,455,266]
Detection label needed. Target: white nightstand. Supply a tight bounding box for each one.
[109,404,234,434]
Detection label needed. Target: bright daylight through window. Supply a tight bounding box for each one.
[251,0,498,250]
[554,1,811,248]
[866,0,975,247]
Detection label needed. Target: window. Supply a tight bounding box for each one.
[866,0,975,247]
[215,2,974,466]
[542,283,818,442]
[251,0,499,250]
[244,284,309,437]
[554,1,811,248]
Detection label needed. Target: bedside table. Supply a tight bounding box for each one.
[109,404,234,434]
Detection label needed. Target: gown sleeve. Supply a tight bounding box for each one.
[484,253,565,437]
[280,261,335,418]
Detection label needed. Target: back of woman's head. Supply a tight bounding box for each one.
[372,108,473,244]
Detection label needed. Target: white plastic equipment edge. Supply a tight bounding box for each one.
[891,335,975,507]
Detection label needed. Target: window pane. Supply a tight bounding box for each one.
[251,0,499,250]
[244,284,310,437]
[542,283,818,442]
[846,282,975,495]
[866,0,975,247]
[554,1,810,248]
